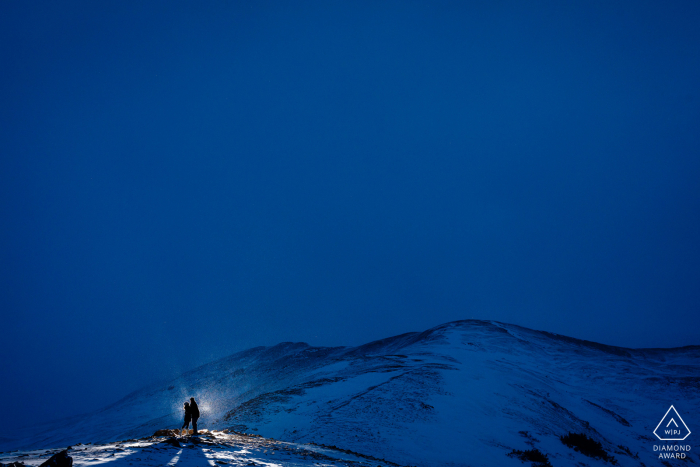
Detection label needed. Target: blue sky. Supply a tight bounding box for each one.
[1,1,699,431]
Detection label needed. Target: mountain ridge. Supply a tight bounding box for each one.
[3,319,698,467]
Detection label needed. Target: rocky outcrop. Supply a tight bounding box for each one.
[38,450,71,467]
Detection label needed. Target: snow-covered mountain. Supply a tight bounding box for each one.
[3,320,699,466]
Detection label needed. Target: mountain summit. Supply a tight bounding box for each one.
[3,320,699,466]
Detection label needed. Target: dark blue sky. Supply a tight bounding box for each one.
[1,1,699,432]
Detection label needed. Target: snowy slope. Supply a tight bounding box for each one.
[0,430,399,467]
[3,320,699,467]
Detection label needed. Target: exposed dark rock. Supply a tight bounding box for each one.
[507,448,552,467]
[38,450,72,467]
[561,432,617,464]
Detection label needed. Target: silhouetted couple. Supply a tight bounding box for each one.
[182,397,200,434]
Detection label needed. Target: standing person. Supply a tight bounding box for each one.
[181,402,191,434]
[190,397,200,434]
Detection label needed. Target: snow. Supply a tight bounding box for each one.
[0,431,388,467]
[2,320,698,467]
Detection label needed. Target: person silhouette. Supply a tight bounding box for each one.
[190,397,200,434]
[182,401,192,433]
